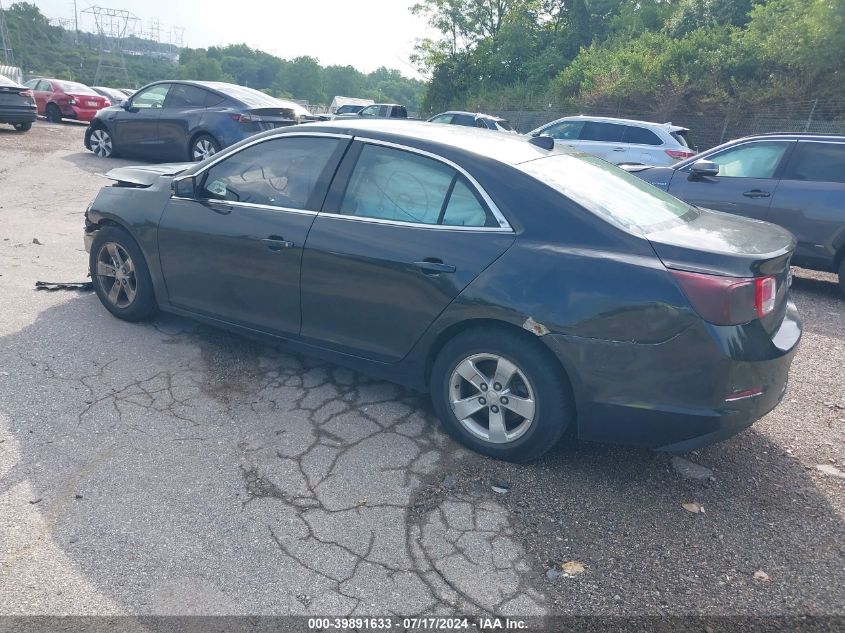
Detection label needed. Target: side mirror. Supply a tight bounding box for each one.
[689,159,720,178]
[172,176,196,198]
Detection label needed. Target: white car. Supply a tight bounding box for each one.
[528,115,695,166]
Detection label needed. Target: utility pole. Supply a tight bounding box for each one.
[0,0,14,67]
[73,0,79,45]
[82,6,139,85]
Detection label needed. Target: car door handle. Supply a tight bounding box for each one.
[612,147,625,152]
[414,259,456,275]
[743,189,771,198]
[262,236,295,251]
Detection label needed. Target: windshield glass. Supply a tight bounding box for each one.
[495,119,513,131]
[56,81,98,95]
[518,153,696,232]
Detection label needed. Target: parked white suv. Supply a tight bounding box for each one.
[528,115,695,166]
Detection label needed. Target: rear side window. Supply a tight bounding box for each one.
[781,142,845,184]
[495,119,513,131]
[579,122,625,142]
[704,141,790,178]
[204,91,225,107]
[451,113,475,126]
[199,136,340,209]
[623,126,662,146]
[339,144,494,227]
[391,106,408,118]
[166,84,208,109]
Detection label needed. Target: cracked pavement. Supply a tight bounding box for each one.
[0,123,843,619]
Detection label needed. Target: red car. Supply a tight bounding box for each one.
[22,78,111,123]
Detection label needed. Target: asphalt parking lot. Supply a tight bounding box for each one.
[0,122,843,619]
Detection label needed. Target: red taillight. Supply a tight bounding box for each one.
[665,149,696,160]
[20,89,33,98]
[231,113,258,123]
[671,270,776,325]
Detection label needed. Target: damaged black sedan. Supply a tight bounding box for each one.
[83,120,801,461]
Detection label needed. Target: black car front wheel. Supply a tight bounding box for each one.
[90,225,157,322]
[13,122,32,132]
[89,127,114,158]
[191,134,220,162]
[431,327,573,462]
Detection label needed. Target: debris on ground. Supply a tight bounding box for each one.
[815,464,845,479]
[561,560,586,577]
[32,238,44,245]
[491,478,510,494]
[754,570,772,583]
[34,280,93,292]
[671,456,715,481]
[683,502,705,514]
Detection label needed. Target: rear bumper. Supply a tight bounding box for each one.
[0,107,36,123]
[545,301,802,451]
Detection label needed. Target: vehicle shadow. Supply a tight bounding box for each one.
[0,295,842,616]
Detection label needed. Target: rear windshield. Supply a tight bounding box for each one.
[518,153,695,232]
[671,130,689,147]
[55,81,98,95]
[211,84,286,108]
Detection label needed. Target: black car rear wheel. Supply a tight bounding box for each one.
[431,327,573,462]
[89,127,114,158]
[13,122,32,132]
[90,225,157,322]
[191,134,220,162]
[46,103,62,123]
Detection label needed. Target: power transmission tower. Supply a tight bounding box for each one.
[0,0,14,66]
[82,6,139,85]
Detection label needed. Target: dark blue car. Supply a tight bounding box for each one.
[84,80,312,162]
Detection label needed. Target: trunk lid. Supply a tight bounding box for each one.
[70,92,109,108]
[647,208,796,333]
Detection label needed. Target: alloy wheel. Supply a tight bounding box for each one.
[192,138,217,161]
[449,353,536,444]
[95,242,137,308]
[90,129,113,157]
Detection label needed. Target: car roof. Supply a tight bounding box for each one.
[730,132,845,142]
[555,114,688,132]
[440,110,507,121]
[257,119,559,165]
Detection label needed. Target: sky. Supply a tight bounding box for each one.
[31,0,436,78]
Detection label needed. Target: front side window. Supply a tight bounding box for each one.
[703,141,790,178]
[359,105,380,117]
[199,136,340,209]
[781,142,845,184]
[338,144,494,227]
[540,120,583,140]
[430,114,453,124]
[132,84,170,109]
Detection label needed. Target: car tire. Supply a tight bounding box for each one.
[13,121,32,132]
[89,127,115,158]
[46,103,62,123]
[89,225,157,322]
[430,327,573,462]
[838,257,845,297]
[190,134,220,162]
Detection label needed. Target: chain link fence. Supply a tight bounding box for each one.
[485,99,845,151]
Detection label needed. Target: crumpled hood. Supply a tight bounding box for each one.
[102,163,193,187]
